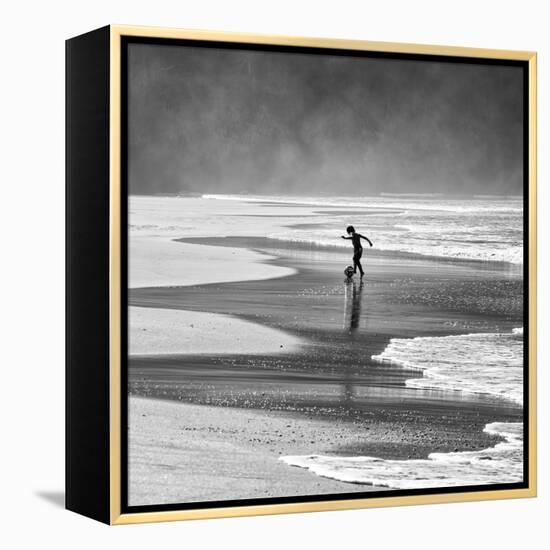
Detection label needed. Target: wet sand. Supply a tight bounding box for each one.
[128,393,517,506]
[128,236,522,506]
[135,236,522,338]
[129,397,370,506]
[129,306,301,355]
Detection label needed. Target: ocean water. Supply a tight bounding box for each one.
[282,328,524,488]
[372,329,524,405]
[197,193,524,489]
[131,194,525,489]
[280,422,523,489]
[204,194,523,264]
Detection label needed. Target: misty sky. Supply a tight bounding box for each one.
[128,43,524,196]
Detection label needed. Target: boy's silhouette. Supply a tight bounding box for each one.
[341,225,373,277]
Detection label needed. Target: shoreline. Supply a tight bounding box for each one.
[134,236,523,340]
[128,193,523,504]
[129,396,517,506]
[129,396,372,506]
[280,419,523,490]
[177,234,524,272]
[128,232,523,504]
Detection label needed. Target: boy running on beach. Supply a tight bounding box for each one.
[341,225,373,277]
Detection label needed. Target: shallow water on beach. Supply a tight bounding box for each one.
[129,194,525,492]
[282,327,524,488]
[281,421,523,489]
[204,194,524,265]
[372,328,524,405]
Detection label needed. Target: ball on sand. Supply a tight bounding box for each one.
[344,265,354,278]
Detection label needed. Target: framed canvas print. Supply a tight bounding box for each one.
[65,25,537,525]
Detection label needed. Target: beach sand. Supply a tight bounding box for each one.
[128,232,522,506]
[128,394,516,506]
[129,306,301,356]
[130,237,295,289]
[129,397,369,506]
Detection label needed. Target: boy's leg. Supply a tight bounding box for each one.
[354,250,364,276]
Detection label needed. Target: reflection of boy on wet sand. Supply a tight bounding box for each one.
[344,279,364,332]
[341,225,373,277]
[342,279,365,402]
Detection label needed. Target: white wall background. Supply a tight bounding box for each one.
[2,0,547,547]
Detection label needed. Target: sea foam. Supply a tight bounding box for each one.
[281,328,524,488]
[281,422,523,489]
[371,330,524,405]
[204,194,524,265]
[203,194,523,213]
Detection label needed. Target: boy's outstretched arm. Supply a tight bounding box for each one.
[359,234,373,246]
[341,235,352,239]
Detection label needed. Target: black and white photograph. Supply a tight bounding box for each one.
[7,0,550,544]
[125,40,527,508]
